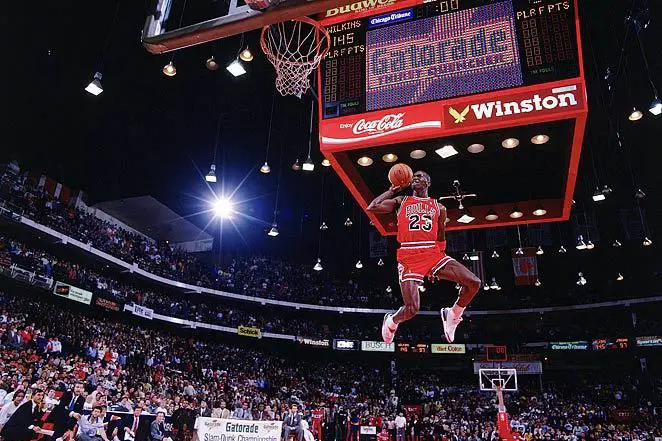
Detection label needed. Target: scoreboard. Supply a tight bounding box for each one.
[320,0,579,119]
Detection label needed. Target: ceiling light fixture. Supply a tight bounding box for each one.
[462,253,470,261]
[382,153,398,162]
[85,72,103,95]
[628,108,643,121]
[650,98,662,116]
[435,145,459,158]
[226,58,246,77]
[205,56,219,71]
[531,134,549,145]
[613,239,622,247]
[491,250,499,259]
[515,247,524,255]
[292,159,301,171]
[260,162,271,174]
[576,272,587,286]
[490,277,501,291]
[239,46,254,62]
[302,155,315,172]
[467,143,485,153]
[586,240,595,250]
[643,237,653,246]
[534,278,542,287]
[532,203,547,216]
[457,208,475,224]
[212,198,234,219]
[320,222,328,231]
[485,209,499,221]
[469,250,479,261]
[536,246,544,255]
[635,189,646,199]
[502,138,519,149]
[592,187,606,202]
[377,258,384,267]
[163,61,177,77]
[355,260,363,269]
[321,158,331,167]
[509,206,523,218]
[576,235,587,250]
[344,217,353,227]
[616,273,624,281]
[313,258,323,271]
[357,156,373,166]
[267,224,279,237]
[418,285,426,292]
[386,285,392,293]
[558,245,567,254]
[205,164,217,183]
[410,149,426,159]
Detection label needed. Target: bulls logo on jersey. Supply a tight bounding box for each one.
[397,196,440,246]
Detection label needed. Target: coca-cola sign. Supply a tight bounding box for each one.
[352,113,405,135]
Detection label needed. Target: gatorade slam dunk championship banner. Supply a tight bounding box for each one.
[195,418,283,441]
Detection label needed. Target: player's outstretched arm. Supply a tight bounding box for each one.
[366,187,403,214]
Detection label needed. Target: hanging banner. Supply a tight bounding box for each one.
[53,281,93,306]
[473,361,542,375]
[511,247,538,285]
[132,304,154,320]
[195,418,283,441]
[237,326,262,338]
[361,341,395,352]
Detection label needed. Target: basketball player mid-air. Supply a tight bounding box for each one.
[367,169,481,344]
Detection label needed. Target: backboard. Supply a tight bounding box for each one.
[479,368,518,392]
[142,0,350,54]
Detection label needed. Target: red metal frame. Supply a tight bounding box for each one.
[316,0,588,236]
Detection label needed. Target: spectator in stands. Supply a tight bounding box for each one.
[283,404,303,441]
[149,411,172,441]
[0,389,25,431]
[212,400,230,419]
[0,389,44,441]
[394,412,406,441]
[122,406,149,441]
[234,401,252,420]
[76,405,108,441]
[198,400,211,418]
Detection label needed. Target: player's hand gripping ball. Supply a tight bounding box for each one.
[388,163,413,191]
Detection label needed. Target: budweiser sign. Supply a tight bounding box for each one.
[352,113,405,135]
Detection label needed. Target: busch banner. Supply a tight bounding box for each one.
[195,418,283,441]
[473,361,542,375]
[511,247,538,285]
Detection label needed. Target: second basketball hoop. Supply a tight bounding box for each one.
[260,17,330,97]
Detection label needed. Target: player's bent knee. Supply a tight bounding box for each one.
[466,276,481,293]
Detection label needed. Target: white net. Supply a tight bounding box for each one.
[260,17,330,97]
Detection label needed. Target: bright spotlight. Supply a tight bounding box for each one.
[213,198,234,218]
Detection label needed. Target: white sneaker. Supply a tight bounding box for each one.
[381,313,398,344]
[441,308,463,343]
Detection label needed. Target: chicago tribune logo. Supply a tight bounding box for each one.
[351,113,405,135]
[448,85,579,124]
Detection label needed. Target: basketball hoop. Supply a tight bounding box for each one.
[260,17,330,97]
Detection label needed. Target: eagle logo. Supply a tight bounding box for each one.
[448,106,470,124]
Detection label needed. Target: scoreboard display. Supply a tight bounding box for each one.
[592,338,629,351]
[397,342,430,353]
[320,0,579,119]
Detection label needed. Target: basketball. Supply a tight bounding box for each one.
[388,163,413,188]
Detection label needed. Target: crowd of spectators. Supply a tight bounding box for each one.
[2,234,658,344]
[0,289,661,441]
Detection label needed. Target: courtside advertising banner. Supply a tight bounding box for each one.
[195,418,283,441]
[237,326,262,338]
[636,336,662,347]
[333,339,360,351]
[53,281,92,306]
[550,341,589,350]
[297,336,331,347]
[473,361,542,375]
[132,304,154,320]
[361,341,395,352]
[431,343,466,354]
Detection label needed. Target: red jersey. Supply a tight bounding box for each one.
[396,196,440,246]
[312,409,324,421]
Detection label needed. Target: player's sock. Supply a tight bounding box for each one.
[451,304,465,317]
